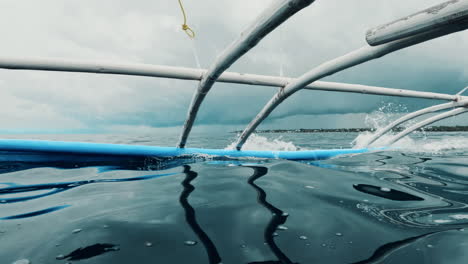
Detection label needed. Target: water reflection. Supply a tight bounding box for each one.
[246,166,297,264]
[0,172,176,204]
[57,243,120,261]
[0,205,70,220]
[353,184,423,201]
[400,153,432,165]
[351,230,451,264]
[0,170,176,219]
[180,165,222,264]
[374,154,393,166]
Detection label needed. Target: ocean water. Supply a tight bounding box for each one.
[2,131,468,264]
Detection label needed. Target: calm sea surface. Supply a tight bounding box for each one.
[2,131,468,264]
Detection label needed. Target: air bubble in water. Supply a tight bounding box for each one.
[427,244,434,248]
[145,242,153,247]
[184,240,197,246]
[335,232,343,237]
[72,228,82,234]
[380,187,391,192]
[13,260,30,264]
[277,225,288,231]
[299,235,308,240]
[56,254,65,260]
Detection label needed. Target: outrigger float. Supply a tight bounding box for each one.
[0,0,467,162]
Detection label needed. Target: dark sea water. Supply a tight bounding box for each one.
[2,131,468,264]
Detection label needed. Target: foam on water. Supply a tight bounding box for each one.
[355,130,468,154]
[353,102,468,154]
[225,134,300,151]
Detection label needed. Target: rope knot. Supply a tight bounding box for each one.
[178,0,195,39]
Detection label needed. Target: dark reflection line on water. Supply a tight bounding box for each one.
[374,154,393,166]
[246,166,296,264]
[353,184,424,201]
[57,243,120,261]
[350,229,454,264]
[0,205,70,220]
[0,171,177,204]
[180,165,222,264]
[400,153,432,165]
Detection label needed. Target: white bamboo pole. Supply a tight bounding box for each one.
[234,6,468,150]
[386,107,468,145]
[0,56,458,101]
[366,0,468,46]
[360,99,468,147]
[177,0,315,148]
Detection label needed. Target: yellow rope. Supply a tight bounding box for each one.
[178,0,195,39]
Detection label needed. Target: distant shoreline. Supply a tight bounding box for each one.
[231,126,468,134]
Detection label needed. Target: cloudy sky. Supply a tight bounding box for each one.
[0,0,467,134]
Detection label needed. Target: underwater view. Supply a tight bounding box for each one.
[2,130,468,264]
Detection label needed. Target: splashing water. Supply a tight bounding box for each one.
[353,102,414,148]
[353,102,468,153]
[225,134,300,151]
[363,102,409,130]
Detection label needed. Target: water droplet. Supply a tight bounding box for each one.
[111,246,120,251]
[380,187,391,192]
[56,254,65,260]
[184,240,197,246]
[145,242,153,247]
[13,259,30,264]
[277,225,288,231]
[299,235,308,240]
[273,232,279,237]
[335,232,343,237]
[72,228,82,234]
[427,244,434,248]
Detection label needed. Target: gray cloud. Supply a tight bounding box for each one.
[0,0,466,133]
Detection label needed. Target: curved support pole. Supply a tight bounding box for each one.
[234,7,468,150]
[386,107,468,145]
[360,99,468,147]
[177,0,315,148]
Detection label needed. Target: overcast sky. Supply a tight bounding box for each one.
[0,0,467,133]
